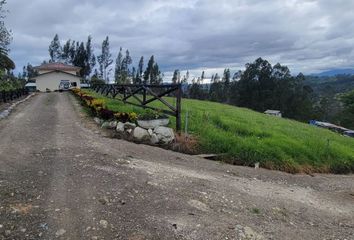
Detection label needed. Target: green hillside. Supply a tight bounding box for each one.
[81,89,354,174]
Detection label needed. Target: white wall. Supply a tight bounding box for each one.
[34,72,81,92]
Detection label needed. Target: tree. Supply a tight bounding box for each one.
[189,76,206,100]
[337,90,354,128]
[151,62,162,85]
[85,35,96,78]
[121,49,132,84]
[0,0,11,54]
[210,74,215,83]
[232,70,242,81]
[222,68,231,102]
[340,90,354,113]
[91,69,105,85]
[72,42,87,77]
[0,1,13,73]
[236,58,273,111]
[0,47,14,70]
[184,70,190,83]
[97,36,113,83]
[135,56,144,84]
[172,69,180,84]
[200,71,205,83]
[143,55,155,84]
[21,63,37,79]
[69,40,76,64]
[114,48,132,84]
[132,67,137,84]
[61,39,71,64]
[234,58,314,120]
[209,73,223,102]
[48,34,62,62]
[114,47,123,83]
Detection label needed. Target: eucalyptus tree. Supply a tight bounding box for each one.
[97,36,113,83]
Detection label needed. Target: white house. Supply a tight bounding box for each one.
[264,110,282,118]
[30,63,82,92]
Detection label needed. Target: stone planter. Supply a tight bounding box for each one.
[137,118,169,129]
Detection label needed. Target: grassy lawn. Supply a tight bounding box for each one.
[81,89,354,174]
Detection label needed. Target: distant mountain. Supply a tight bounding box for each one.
[313,69,354,77]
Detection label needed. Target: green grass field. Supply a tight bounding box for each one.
[82,89,354,174]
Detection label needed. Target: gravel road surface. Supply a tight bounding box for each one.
[0,92,353,240]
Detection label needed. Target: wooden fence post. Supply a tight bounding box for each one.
[176,84,182,132]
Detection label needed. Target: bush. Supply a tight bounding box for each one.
[138,109,168,120]
[114,112,138,123]
[90,99,105,110]
[98,108,114,120]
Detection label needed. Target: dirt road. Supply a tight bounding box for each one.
[0,92,353,240]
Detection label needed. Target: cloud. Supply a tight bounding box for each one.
[4,0,354,79]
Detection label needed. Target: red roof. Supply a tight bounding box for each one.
[34,62,81,71]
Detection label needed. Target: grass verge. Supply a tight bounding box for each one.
[81,89,354,174]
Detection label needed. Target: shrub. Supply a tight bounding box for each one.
[114,112,138,123]
[72,88,81,94]
[98,108,114,120]
[138,109,168,120]
[129,112,138,122]
[114,112,129,122]
[90,99,105,110]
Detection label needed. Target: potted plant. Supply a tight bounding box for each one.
[137,109,169,129]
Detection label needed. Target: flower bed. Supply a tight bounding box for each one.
[72,88,137,122]
[71,88,175,145]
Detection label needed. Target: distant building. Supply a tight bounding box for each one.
[264,110,282,118]
[30,62,82,92]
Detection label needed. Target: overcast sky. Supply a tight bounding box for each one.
[5,0,354,79]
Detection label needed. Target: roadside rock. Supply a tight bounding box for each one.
[101,121,117,129]
[154,126,175,144]
[0,110,10,119]
[243,226,264,240]
[234,225,264,240]
[99,220,108,229]
[148,128,153,136]
[116,122,125,133]
[124,122,136,130]
[94,117,103,125]
[55,228,66,237]
[150,133,159,144]
[133,127,150,141]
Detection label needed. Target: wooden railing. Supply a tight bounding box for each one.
[0,88,28,103]
[92,84,182,131]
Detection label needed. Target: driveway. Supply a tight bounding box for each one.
[0,92,353,240]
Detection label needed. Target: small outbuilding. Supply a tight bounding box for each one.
[30,62,82,92]
[264,110,282,118]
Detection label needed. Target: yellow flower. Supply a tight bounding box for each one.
[129,112,138,122]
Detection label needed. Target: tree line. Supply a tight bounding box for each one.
[183,58,313,121]
[305,74,354,129]
[46,34,162,85]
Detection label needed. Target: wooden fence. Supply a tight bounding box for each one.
[0,88,28,103]
[92,84,182,131]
